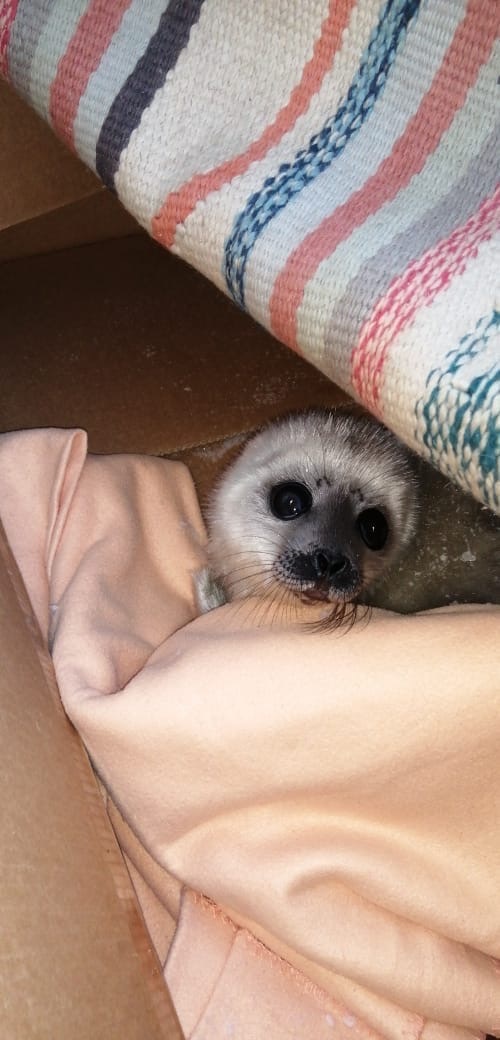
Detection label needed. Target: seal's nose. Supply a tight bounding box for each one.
[292,548,347,582]
[290,547,359,598]
[311,550,349,580]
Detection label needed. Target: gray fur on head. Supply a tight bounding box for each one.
[205,409,419,627]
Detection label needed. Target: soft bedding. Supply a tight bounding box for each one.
[1,427,499,1039]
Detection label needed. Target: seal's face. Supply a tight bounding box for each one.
[268,478,389,605]
[207,410,419,625]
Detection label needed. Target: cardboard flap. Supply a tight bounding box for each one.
[0,521,183,1040]
[0,80,100,231]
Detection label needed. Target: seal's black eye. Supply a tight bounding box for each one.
[270,482,312,521]
[357,508,388,551]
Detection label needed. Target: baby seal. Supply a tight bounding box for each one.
[198,409,418,626]
[196,408,499,626]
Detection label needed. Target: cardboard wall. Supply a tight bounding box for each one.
[0,81,345,466]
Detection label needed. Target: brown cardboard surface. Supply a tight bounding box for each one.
[0,80,101,231]
[1,234,347,457]
[0,187,139,264]
[0,521,183,1040]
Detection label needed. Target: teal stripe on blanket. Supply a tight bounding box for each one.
[224,0,421,309]
[416,310,500,511]
[96,0,204,190]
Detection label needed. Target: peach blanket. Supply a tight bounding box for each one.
[1,427,499,1040]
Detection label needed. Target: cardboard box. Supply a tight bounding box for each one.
[0,82,346,1038]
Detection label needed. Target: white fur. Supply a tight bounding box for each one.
[200,409,419,613]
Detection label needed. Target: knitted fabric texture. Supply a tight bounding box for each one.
[1,0,498,510]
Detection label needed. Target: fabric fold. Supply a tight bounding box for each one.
[1,427,499,1039]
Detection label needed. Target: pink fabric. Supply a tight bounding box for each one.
[167,891,386,1040]
[1,427,499,1040]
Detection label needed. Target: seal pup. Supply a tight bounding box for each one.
[197,409,419,627]
[195,408,499,626]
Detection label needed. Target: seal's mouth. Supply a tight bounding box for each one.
[300,586,334,604]
[275,548,362,605]
[280,573,363,605]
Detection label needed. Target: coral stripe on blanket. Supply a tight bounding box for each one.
[152,0,354,250]
[352,185,500,410]
[268,0,497,350]
[225,0,421,309]
[0,0,19,76]
[48,0,131,149]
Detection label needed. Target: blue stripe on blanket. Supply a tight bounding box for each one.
[223,0,421,308]
[416,310,500,512]
[96,0,205,190]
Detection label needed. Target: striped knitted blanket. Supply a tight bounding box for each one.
[1,1,499,511]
